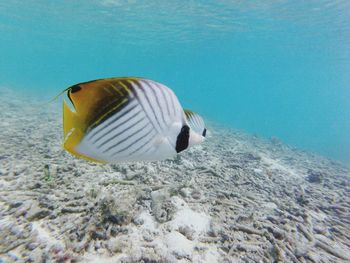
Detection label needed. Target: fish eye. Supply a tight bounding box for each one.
[70,85,82,93]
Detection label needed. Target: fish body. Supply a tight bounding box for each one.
[62,77,206,163]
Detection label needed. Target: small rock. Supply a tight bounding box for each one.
[208,223,219,237]
[307,169,324,183]
[50,243,64,254]
[90,229,107,240]
[32,182,42,189]
[73,242,86,253]
[269,227,285,240]
[15,201,32,217]
[26,242,39,250]
[8,201,23,209]
[110,226,119,237]
[313,225,328,235]
[178,226,195,240]
[191,190,201,200]
[99,194,132,225]
[107,239,124,253]
[26,204,50,221]
[133,216,144,226]
[179,188,191,198]
[94,241,102,250]
[142,230,154,242]
[108,213,128,225]
[151,189,176,223]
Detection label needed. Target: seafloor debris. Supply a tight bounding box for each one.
[306,169,325,183]
[0,88,350,262]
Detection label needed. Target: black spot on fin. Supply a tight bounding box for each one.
[202,128,207,137]
[176,125,190,153]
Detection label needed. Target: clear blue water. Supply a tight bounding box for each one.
[1,1,349,164]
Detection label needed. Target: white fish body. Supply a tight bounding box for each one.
[62,77,206,163]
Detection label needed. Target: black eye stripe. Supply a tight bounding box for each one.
[202,128,207,137]
[175,125,190,153]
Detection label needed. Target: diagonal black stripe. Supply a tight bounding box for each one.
[134,146,153,158]
[155,83,172,118]
[137,81,163,130]
[142,80,166,129]
[131,80,162,132]
[140,144,157,156]
[127,130,156,157]
[92,108,142,145]
[111,80,129,96]
[93,110,141,148]
[166,88,176,116]
[110,122,151,156]
[88,92,131,131]
[118,79,135,97]
[97,114,145,150]
[88,102,138,140]
[152,81,171,122]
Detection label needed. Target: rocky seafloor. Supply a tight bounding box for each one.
[0,87,349,263]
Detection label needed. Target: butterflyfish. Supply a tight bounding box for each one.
[62,77,206,163]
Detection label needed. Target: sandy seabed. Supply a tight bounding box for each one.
[0,87,349,263]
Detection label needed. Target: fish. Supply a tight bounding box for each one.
[62,77,206,163]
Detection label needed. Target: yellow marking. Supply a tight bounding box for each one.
[184,109,194,118]
[64,127,75,142]
[119,80,132,95]
[90,98,128,128]
[103,86,114,95]
[109,83,124,96]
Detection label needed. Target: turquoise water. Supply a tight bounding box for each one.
[1,1,349,164]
